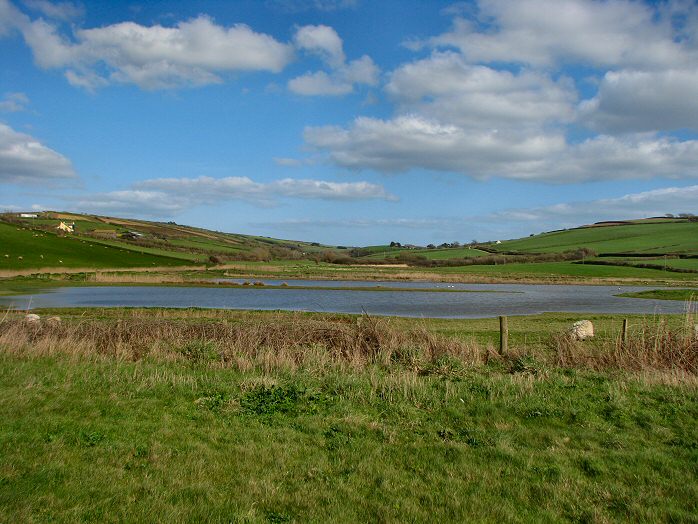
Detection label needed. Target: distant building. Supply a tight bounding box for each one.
[120,231,144,240]
[20,213,38,218]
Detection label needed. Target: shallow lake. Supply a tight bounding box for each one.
[0,280,691,318]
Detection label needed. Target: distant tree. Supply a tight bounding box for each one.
[427,244,436,249]
[665,213,674,218]
[452,241,460,248]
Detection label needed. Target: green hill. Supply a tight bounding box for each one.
[0,221,189,270]
[492,219,698,255]
[0,211,343,271]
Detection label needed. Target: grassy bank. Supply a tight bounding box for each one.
[619,289,698,301]
[1,309,697,522]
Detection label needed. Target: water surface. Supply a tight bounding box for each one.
[0,281,690,318]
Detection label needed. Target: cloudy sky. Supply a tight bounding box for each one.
[1,0,697,245]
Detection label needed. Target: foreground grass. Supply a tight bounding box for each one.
[1,309,697,522]
[1,354,697,522]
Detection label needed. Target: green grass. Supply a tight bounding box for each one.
[618,289,698,301]
[362,247,489,260]
[0,222,191,270]
[495,221,698,255]
[1,343,696,521]
[431,260,698,280]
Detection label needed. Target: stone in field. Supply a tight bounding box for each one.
[570,320,594,340]
[24,313,41,323]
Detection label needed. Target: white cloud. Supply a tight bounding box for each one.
[488,185,698,229]
[22,0,83,21]
[136,175,396,203]
[305,115,698,182]
[4,3,294,89]
[289,24,378,96]
[0,122,77,184]
[69,176,396,217]
[288,70,353,96]
[70,190,191,217]
[293,24,344,67]
[386,51,576,129]
[430,0,694,69]
[0,92,29,112]
[305,114,566,177]
[579,68,698,133]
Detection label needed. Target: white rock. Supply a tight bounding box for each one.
[570,320,594,340]
[24,313,41,323]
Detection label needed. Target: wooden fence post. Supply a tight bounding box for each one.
[622,318,628,347]
[499,315,508,356]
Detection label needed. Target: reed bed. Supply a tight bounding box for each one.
[552,315,698,374]
[0,314,484,373]
[1,310,697,376]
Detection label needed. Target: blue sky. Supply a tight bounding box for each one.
[1,0,697,246]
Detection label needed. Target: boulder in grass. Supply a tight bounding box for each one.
[570,320,594,340]
[24,313,41,323]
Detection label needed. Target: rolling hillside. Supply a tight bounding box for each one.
[491,219,698,255]
[0,211,343,270]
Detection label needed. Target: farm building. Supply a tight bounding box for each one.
[56,221,74,233]
[19,213,38,218]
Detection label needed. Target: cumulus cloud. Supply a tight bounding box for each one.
[0,92,29,112]
[386,51,576,129]
[22,0,83,21]
[305,115,698,182]
[429,0,694,69]
[305,115,566,177]
[293,24,345,67]
[2,1,294,89]
[289,24,378,96]
[69,190,189,217]
[70,175,396,217]
[137,175,396,203]
[0,122,77,184]
[579,68,698,133]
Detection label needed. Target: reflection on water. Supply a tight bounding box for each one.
[0,280,690,319]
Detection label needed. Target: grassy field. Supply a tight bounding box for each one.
[0,222,190,270]
[362,246,489,260]
[618,289,698,301]
[0,308,696,522]
[494,220,698,255]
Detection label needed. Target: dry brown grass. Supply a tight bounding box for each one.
[551,315,698,374]
[0,313,484,373]
[2,310,696,376]
[89,272,187,284]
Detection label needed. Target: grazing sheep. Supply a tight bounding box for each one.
[17,256,23,260]
[58,260,63,263]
